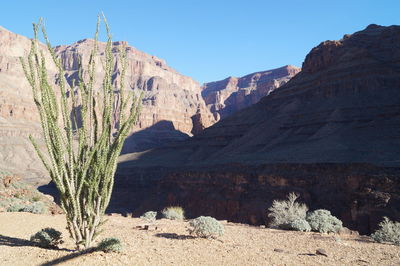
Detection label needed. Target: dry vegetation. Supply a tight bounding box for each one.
[0,172,61,214]
[0,212,399,265]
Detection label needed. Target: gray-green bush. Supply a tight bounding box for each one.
[267,193,308,229]
[97,237,123,253]
[288,219,311,232]
[7,201,26,212]
[189,216,224,238]
[140,211,157,223]
[162,206,185,220]
[306,209,342,233]
[371,217,400,245]
[6,201,47,214]
[30,228,63,249]
[22,202,47,214]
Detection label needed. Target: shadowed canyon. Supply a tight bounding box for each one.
[115,24,400,234]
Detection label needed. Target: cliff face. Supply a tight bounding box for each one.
[0,26,215,183]
[202,65,300,120]
[53,39,215,153]
[0,26,55,183]
[117,24,400,233]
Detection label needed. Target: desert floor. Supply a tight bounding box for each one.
[0,212,399,266]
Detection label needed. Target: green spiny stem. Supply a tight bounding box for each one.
[21,15,141,250]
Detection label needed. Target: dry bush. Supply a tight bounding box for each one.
[306,209,342,233]
[268,193,308,229]
[162,206,185,220]
[371,217,400,245]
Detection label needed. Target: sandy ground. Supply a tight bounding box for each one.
[0,212,399,266]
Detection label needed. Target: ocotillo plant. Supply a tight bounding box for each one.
[20,16,142,249]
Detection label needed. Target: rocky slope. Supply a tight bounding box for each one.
[116,24,400,234]
[202,65,300,120]
[0,26,215,183]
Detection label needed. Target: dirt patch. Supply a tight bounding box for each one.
[0,212,399,265]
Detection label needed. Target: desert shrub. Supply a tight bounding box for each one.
[189,216,224,238]
[30,228,63,249]
[140,211,157,223]
[7,201,47,214]
[306,209,342,233]
[371,217,400,245]
[14,192,24,199]
[97,237,123,253]
[162,206,185,220]
[31,195,41,202]
[22,202,47,214]
[267,193,308,229]
[7,203,25,212]
[288,219,311,232]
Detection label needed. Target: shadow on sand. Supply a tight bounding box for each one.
[0,234,72,252]
[0,234,97,266]
[40,248,97,266]
[0,234,36,248]
[154,233,195,240]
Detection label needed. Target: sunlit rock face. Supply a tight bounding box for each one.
[54,38,215,153]
[0,26,215,184]
[202,65,300,121]
[0,26,54,184]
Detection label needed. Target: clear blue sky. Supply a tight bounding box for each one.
[1,0,399,83]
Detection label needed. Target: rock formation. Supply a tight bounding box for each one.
[0,26,54,184]
[116,24,400,234]
[53,38,215,153]
[202,65,300,120]
[0,26,215,184]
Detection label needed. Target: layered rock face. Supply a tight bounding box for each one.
[0,26,215,183]
[202,65,300,120]
[53,39,215,153]
[0,26,54,184]
[117,24,400,234]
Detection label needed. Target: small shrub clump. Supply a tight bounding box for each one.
[371,217,400,245]
[31,195,41,202]
[306,209,342,233]
[7,201,47,214]
[267,193,308,229]
[189,216,224,239]
[22,202,47,214]
[140,211,157,223]
[288,219,311,232]
[7,202,25,212]
[30,228,63,249]
[97,238,123,253]
[162,206,185,220]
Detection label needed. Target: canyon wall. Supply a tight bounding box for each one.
[0,26,53,183]
[117,24,400,234]
[0,26,215,184]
